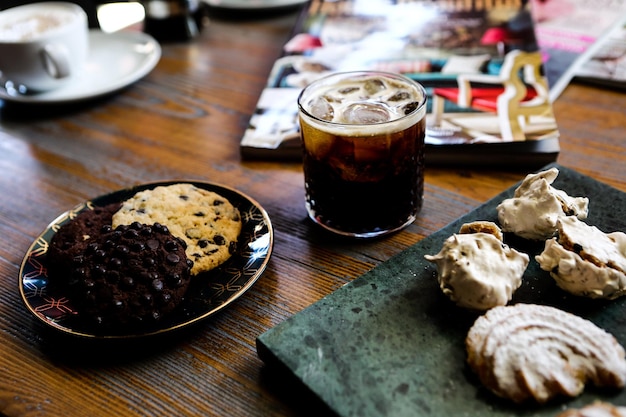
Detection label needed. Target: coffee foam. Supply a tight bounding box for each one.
[300,75,426,136]
[0,8,76,41]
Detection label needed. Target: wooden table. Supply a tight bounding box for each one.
[0,7,625,417]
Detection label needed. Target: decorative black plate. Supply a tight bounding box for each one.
[19,181,273,339]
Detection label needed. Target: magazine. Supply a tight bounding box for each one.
[573,13,626,90]
[529,0,626,100]
[241,0,560,167]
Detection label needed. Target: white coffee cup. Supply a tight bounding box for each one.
[0,2,88,93]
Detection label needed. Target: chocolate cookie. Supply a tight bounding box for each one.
[56,221,193,330]
[47,203,122,277]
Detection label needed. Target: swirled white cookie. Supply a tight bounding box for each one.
[112,183,242,275]
[497,167,589,240]
[424,221,528,311]
[466,304,626,404]
[536,216,626,299]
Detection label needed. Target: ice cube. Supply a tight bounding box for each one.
[341,102,390,124]
[338,86,360,95]
[324,94,343,103]
[353,136,389,163]
[304,133,335,161]
[329,137,387,182]
[336,162,366,182]
[402,101,419,115]
[307,96,334,121]
[388,91,410,102]
[363,78,386,95]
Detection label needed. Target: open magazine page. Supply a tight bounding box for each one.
[573,14,626,89]
[529,0,626,100]
[241,0,560,167]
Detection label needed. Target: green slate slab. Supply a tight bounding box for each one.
[256,163,626,417]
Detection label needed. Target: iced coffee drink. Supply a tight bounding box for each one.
[297,71,427,238]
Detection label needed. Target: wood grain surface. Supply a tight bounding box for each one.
[0,6,625,417]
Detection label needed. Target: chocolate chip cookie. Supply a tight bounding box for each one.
[112,183,242,275]
[47,202,122,277]
[50,221,193,330]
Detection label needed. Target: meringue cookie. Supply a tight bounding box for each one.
[425,222,529,310]
[536,216,626,299]
[497,168,589,240]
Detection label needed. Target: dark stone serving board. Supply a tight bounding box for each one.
[256,163,626,417]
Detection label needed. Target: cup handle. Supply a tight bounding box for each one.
[40,44,71,79]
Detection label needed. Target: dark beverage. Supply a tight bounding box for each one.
[142,0,207,42]
[298,71,427,238]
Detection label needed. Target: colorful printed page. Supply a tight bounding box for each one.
[529,0,626,99]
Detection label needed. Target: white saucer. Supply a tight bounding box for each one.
[203,0,308,9]
[0,30,161,104]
